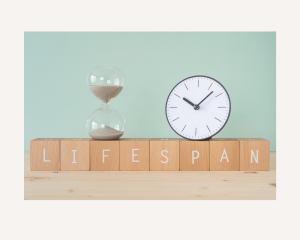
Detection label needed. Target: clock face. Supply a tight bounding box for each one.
[165,76,231,140]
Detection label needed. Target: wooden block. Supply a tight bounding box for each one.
[210,138,239,171]
[237,138,270,171]
[150,138,179,171]
[179,139,210,171]
[120,138,149,171]
[90,140,120,171]
[61,138,91,171]
[30,138,64,171]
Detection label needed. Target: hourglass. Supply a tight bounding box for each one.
[86,67,126,140]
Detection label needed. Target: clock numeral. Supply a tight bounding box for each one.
[184,83,188,90]
[195,128,197,136]
[215,117,223,123]
[174,94,181,98]
[215,93,223,97]
[172,117,179,122]
[218,107,226,108]
[206,125,211,132]
[182,125,186,132]
[208,83,213,90]
[169,107,177,108]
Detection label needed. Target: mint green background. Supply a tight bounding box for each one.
[24,32,276,151]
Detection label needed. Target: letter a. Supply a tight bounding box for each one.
[251,150,259,163]
[220,149,229,162]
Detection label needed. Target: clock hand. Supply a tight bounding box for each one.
[183,97,196,107]
[196,91,213,106]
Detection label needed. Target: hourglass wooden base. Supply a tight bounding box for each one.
[30,138,270,171]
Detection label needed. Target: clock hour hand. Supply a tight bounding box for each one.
[196,91,213,106]
[183,97,196,107]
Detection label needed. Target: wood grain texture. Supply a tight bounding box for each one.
[30,138,64,171]
[179,139,210,171]
[90,140,120,171]
[237,138,270,171]
[24,152,276,200]
[150,138,179,171]
[61,138,90,171]
[120,138,149,171]
[210,138,240,171]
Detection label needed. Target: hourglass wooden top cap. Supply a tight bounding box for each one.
[86,66,124,102]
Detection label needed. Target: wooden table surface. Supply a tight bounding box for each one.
[24,152,276,200]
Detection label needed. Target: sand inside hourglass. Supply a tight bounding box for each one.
[89,126,124,140]
[88,85,123,103]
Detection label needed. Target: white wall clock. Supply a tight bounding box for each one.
[165,75,231,140]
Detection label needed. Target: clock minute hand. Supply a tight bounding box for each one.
[183,97,196,107]
[196,91,213,106]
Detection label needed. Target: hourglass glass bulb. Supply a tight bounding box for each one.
[86,66,124,103]
[86,105,126,140]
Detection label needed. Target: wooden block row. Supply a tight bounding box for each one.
[30,138,270,171]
